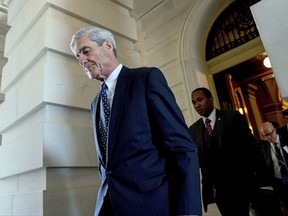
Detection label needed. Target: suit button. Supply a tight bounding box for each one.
[106,170,112,175]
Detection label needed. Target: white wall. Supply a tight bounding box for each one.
[251,0,288,100]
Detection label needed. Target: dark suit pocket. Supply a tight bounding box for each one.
[137,173,167,193]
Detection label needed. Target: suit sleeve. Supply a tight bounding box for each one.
[146,68,202,215]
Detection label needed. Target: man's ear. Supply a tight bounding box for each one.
[104,40,113,51]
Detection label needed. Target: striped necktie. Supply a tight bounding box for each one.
[205,118,213,136]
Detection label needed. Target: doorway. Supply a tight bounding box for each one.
[213,53,288,140]
[204,0,288,140]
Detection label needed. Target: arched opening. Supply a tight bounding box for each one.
[181,0,288,140]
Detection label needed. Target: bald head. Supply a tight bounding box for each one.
[261,122,273,133]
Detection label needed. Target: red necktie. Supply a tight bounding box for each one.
[205,118,213,136]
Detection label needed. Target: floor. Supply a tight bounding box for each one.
[203,204,221,216]
[202,204,287,216]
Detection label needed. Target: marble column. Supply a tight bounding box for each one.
[0,0,138,215]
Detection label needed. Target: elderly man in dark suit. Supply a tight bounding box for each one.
[259,122,288,214]
[189,87,263,216]
[70,26,202,216]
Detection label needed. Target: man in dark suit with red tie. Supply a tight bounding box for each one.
[70,26,202,216]
[189,87,263,216]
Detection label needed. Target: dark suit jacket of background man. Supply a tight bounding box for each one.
[91,66,202,216]
[277,124,288,136]
[258,134,288,186]
[189,109,262,212]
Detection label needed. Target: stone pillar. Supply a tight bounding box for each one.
[0,2,9,103]
[0,0,138,215]
[251,0,288,100]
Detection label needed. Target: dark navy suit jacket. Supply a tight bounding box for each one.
[91,66,202,216]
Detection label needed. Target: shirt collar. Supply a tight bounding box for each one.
[202,108,216,125]
[269,134,280,146]
[104,64,123,90]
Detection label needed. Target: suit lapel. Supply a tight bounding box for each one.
[193,119,205,150]
[107,67,131,160]
[214,109,224,148]
[280,135,288,162]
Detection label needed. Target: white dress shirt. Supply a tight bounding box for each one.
[202,108,216,129]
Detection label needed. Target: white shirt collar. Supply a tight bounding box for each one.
[202,108,216,128]
[104,64,123,90]
[269,134,280,147]
[101,64,123,107]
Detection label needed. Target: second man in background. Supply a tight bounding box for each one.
[189,87,264,216]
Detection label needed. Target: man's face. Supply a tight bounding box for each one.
[192,90,214,117]
[261,122,277,143]
[74,36,113,81]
